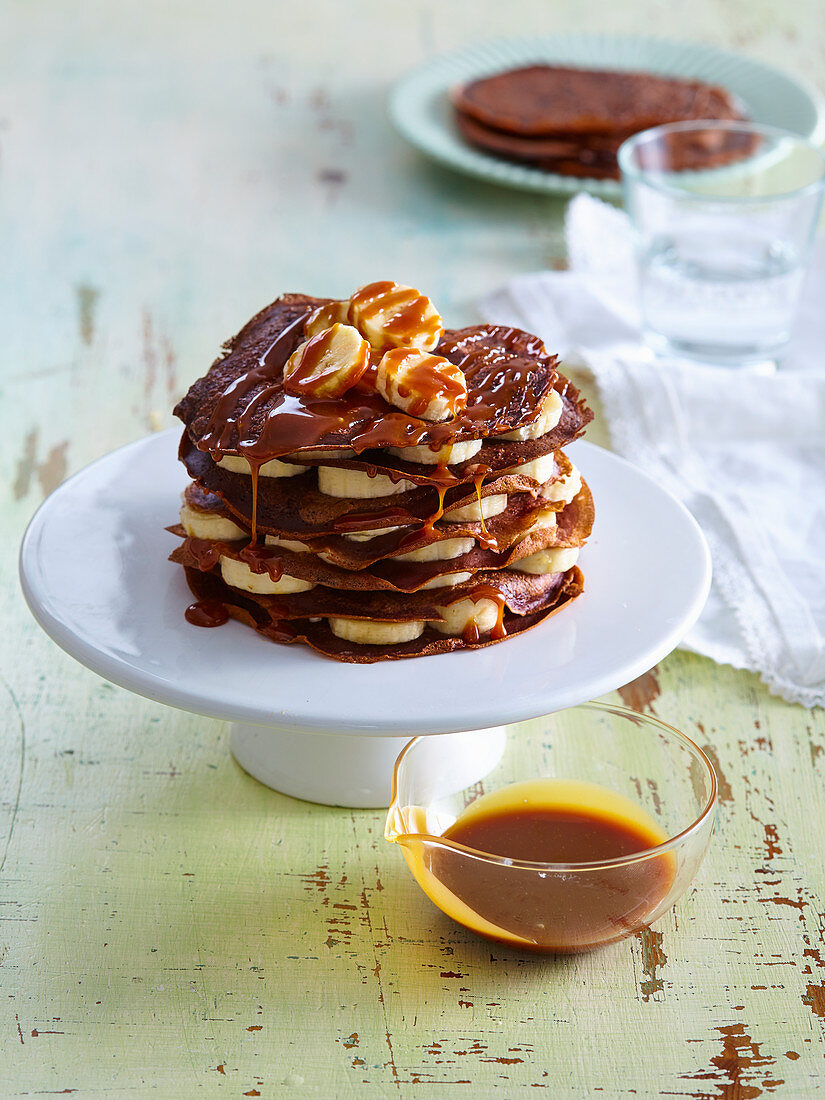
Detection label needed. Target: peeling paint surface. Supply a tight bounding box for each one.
[3,0,825,1096]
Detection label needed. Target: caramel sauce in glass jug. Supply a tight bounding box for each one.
[410,779,676,953]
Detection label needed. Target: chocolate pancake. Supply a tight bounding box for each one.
[455,111,624,162]
[179,431,573,539]
[175,298,562,459]
[170,483,594,594]
[182,565,584,663]
[174,488,556,569]
[452,65,744,138]
[175,565,565,624]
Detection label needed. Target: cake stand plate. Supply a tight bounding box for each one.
[19,430,710,807]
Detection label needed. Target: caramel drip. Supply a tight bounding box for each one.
[430,484,447,530]
[473,475,488,537]
[200,314,308,454]
[462,618,482,645]
[249,460,260,544]
[239,543,284,581]
[185,599,229,628]
[187,538,223,571]
[471,583,508,641]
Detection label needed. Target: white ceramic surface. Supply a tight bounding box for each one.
[229,723,507,808]
[389,33,825,196]
[19,429,710,748]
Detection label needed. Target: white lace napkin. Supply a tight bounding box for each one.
[479,194,825,708]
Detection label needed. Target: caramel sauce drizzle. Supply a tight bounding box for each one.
[472,474,489,538]
[470,583,508,641]
[283,325,368,397]
[385,348,467,419]
[187,538,223,571]
[249,460,261,544]
[349,281,442,347]
[239,543,284,581]
[185,599,229,628]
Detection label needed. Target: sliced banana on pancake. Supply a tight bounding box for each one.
[433,596,500,637]
[218,454,304,478]
[348,280,444,352]
[303,300,349,339]
[220,556,315,594]
[393,537,474,563]
[514,546,579,575]
[542,463,582,504]
[444,494,508,522]
[329,617,424,644]
[283,323,370,398]
[377,347,468,422]
[317,465,417,498]
[387,438,482,465]
[180,503,246,541]
[505,453,558,481]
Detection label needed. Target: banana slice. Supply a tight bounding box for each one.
[515,546,580,575]
[523,510,558,538]
[348,280,444,352]
[179,503,246,541]
[387,439,482,465]
[264,535,311,553]
[377,347,467,422]
[501,390,563,441]
[283,323,370,398]
[317,465,416,498]
[394,537,474,563]
[505,453,558,481]
[286,448,349,460]
[542,464,582,504]
[419,571,473,590]
[433,597,500,637]
[444,494,508,522]
[304,300,349,339]
[329,617,424,645]
[218,455,304,478]
[220,556,314,594]
[342,526,403,542]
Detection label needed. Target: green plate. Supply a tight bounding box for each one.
[388,33,825,195]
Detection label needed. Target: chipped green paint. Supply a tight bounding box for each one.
[3,0,825,1096]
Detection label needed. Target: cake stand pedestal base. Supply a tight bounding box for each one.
[229,723,507,808]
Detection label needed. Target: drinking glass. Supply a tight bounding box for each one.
[618,121,825,370]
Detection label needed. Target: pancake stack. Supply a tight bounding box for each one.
[170,282,593,662]
[452,65,749,179]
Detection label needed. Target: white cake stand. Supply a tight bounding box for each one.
[19,430,710,807]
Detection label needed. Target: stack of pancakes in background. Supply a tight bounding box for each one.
[170,282,593,662]
[452,65,749,179]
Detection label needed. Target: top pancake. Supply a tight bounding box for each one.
[452,65,744,137]
[175,294,562,458]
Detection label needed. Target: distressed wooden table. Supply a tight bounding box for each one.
[3,2,825,1096]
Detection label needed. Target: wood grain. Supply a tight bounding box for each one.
[2,1,824,1095]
